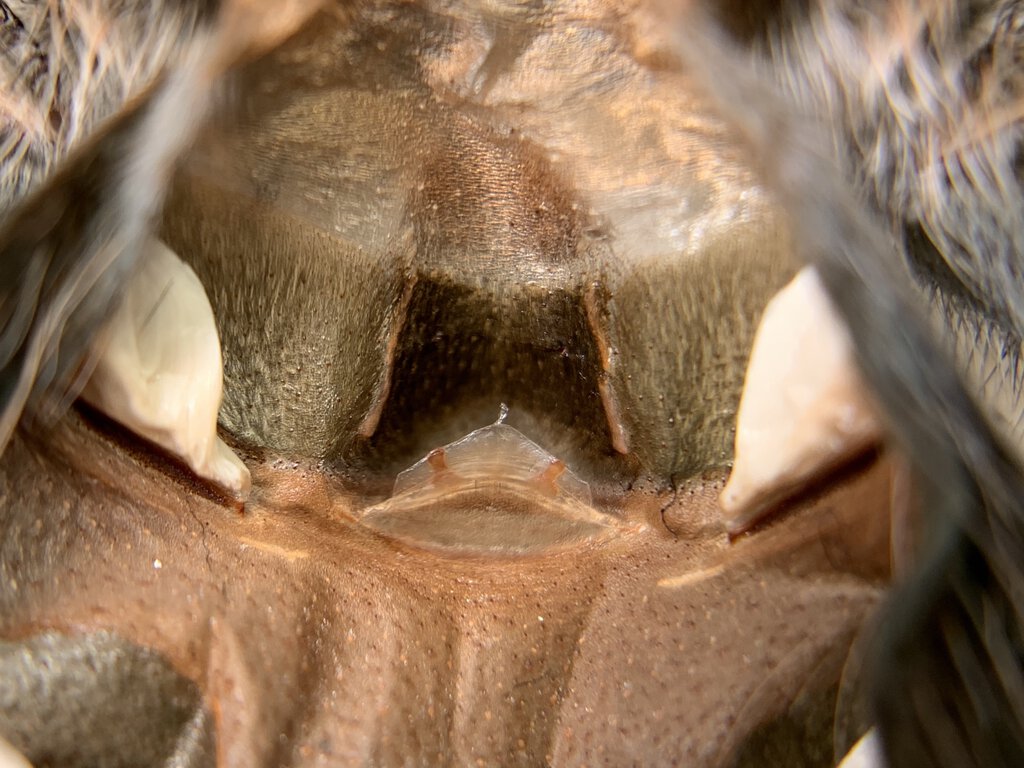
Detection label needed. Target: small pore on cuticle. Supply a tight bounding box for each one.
[356,405,622,556]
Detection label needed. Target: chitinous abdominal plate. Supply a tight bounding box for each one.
[356,406,627,556]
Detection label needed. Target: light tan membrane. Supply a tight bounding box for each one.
[390,406,592,506]
[357,407,626,555]
[720,267,883,533]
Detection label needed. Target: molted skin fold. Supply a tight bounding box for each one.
[359,410,623,555]
[80,239,251,499]
[390,408,592,505]
[720,268,884,534]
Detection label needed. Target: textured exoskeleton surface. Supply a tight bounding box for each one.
[0,410,891,766]
[0,1,892,765]
[14,0,1019,766]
